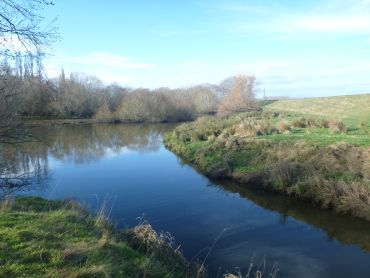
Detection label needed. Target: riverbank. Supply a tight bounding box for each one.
[22,117,192,127]
[0,197,201,277]
[23,118,95,127]
[164,110,370,221]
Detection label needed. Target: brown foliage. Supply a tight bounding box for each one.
[218,75,258,115]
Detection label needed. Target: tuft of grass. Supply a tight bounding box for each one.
[224,255,279,278]
[329,119,347,134]
[0,197,201,278]
[277,121,291,134]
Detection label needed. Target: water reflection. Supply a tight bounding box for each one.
[0,143,48,198]
[0,124,172,196]
[213,180,370,252]
[0,123,369,278]
[45,124,172,163]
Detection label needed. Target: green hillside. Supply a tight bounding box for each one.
[266,94,370,127]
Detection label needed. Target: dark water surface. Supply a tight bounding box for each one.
[1,124,370,277]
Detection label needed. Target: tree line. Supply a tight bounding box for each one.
[1,56,259,124]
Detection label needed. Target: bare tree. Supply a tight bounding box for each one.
[218,75,258,115]
[1,0,57,195]
[0,0,58,130]
[190,86,218,115]
[0,0,58,59]
[0,61,22,142]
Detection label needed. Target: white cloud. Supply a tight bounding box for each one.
[44,51,154,86]
[57,52,152,69]
[276,14,370,34]
[62,52,153,70]
[221,0,370,35]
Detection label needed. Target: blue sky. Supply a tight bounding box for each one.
[44,0,370,97]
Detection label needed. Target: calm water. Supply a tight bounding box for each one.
[1,123,370,277]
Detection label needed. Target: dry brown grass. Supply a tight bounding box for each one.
[320,119,330,128]
[329,120,347,134]
[223,256,279,278]
[277,121,291,134]
[128,221,205,277]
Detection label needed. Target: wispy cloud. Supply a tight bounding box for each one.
[63,52,153,70]
[219,0,370,35]
[45,52,370,97]
[45,51,154,85]
[215,3,271,13]
[273,14,370,34]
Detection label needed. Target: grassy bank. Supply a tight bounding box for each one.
[164,95,370,220]
[0,197,200,278]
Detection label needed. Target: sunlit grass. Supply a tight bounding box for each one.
[0,197,198,278]
[265,94,370,127]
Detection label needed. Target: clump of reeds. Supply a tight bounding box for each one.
[329,120,347,134]
[233,119,279,138]
[320,119,330,128]
[277,120,291,134]
[128,220,205,277]
[291,118,305,128]
[224,255,279,278]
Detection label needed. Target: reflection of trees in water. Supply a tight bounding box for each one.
[45,124,174,163]
[0,143,48,198]
[0,124,174,196]
[211,180,370,252]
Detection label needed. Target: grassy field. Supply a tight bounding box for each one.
[265,94,370,127]
[263,94,370,146]
[0,197,200,278]
[164,94,370,221]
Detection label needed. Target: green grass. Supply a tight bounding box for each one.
[0,197,197,278]
[262,94,370,146]
[265,94,370,127]
[164,103,370,221]
[258,127,370,146]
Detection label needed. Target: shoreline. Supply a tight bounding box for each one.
[163,114,370,221]
[0,196,202,277]
[22,117,191,127]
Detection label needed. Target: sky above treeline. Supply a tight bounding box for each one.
[44,0,370,97]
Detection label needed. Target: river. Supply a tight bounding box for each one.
[1,123,370,278]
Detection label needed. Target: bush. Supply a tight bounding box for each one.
[94,104,116,123]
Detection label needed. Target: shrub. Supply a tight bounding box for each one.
[94,104,116,123]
